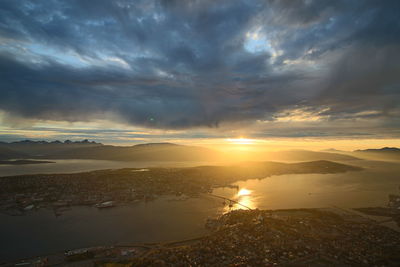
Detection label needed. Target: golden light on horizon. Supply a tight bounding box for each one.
[226,137,256,145]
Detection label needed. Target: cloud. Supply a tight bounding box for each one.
[0,0,399,138]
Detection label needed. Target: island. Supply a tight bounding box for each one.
[0,160,361,215]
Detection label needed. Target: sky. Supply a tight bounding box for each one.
[0,0,400,150]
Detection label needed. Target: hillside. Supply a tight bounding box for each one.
[42,143,223,161]
[0,140,102,157]
[264,150,360,162]
[354,147,400,160]
[0,140,223,162]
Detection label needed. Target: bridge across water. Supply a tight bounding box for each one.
[206,193,253,210]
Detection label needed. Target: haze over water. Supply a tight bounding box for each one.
[0,159,218,177]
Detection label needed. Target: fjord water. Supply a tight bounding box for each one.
[0,197,224,262]
[215,160,400,210]
[1,159,399,261]
[0,159,217,177]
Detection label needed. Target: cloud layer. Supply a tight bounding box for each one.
[0,0,399,137]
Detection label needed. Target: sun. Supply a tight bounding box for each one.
[226,137,255,145]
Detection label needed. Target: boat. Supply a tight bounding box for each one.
[23,204,34,211]
[95,201,115,209]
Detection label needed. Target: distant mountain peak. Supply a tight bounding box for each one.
[355,147,400,152]
[5,139,102,145]
[322,148,343,152]
[133,142,180,147]
[381,147,400,151]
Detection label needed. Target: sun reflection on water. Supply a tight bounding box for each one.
[237,188,252,196]
[223,187,257,213]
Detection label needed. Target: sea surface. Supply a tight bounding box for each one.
[0,197,223,262]
[1,159,399,261]
[0,159,218,177]
[215,160,400,210]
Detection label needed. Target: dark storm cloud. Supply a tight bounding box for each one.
[0,0,399,132]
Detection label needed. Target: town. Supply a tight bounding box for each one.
[5,208,400,266]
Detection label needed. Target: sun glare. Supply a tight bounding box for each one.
[237,188,252,196]
[222,188,257,212]
[226,138,255,145]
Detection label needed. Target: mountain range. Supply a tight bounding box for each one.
[0,140,221,161]
[1,139,390,162]
[354,147,400,160]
